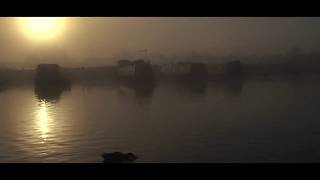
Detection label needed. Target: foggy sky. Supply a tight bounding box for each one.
[0,17,320,67]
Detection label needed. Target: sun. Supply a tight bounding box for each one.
[18,17,66,41]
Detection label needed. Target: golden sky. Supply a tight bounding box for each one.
[0,17,319,67]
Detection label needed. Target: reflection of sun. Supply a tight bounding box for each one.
[36,101,50,142]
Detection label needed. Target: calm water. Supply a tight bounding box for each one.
[1,76,320,163]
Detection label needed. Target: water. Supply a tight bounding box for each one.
[0,76,320,163]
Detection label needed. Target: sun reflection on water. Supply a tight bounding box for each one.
[36,100,50,143]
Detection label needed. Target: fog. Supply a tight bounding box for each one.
[0,17,320,68]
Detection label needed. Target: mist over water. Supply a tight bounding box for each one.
[0,17,320,163]
[0,75,318,162]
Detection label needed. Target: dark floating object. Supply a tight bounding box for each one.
[34,64,71,88]
[34,64,72,102]
[102,152,138,163]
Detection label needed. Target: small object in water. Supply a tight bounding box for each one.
[102,152,138,163]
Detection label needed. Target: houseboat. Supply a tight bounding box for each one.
[116,59,155,82]
[160,62,208,81]
[34,64,70,86]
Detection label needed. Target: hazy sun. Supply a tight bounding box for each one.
[18,17,66,41]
